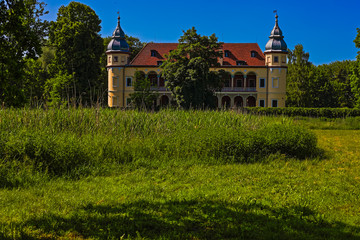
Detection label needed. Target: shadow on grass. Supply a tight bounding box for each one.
[12,200,360,240]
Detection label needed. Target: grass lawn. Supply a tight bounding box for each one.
[0,110,360,239]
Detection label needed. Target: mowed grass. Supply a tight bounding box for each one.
[0,109,360,239]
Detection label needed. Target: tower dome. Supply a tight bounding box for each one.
[265,14,287,53]
[107,16,130,52]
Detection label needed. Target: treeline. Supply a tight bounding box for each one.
[0,0,144,108]
[286,44,360,108]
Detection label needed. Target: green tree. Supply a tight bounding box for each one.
[129,71,158,109]
[0,0,48,106]
[351,28,360,108]
[286,44,315,107]
[161,27,223,109]
[49,1,103,106]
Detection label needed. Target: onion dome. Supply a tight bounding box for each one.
[265,14,288,53]
[107,16,130,52]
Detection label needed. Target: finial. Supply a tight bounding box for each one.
[117,11,120,23]
[273,10,278,25]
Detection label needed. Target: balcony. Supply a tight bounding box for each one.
[150,86,169,91]
[221,87,256,92]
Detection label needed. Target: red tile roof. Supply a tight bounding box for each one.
[130,42,265,66]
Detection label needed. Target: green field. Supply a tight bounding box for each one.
[0,109,359,239]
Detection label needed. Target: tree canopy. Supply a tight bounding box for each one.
[0,0,48,106]
[161,27,223,109]
[286,44,355,108]
[48,1,103,106]
[351,28,360,108]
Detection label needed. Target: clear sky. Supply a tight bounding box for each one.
[42,0,360,66]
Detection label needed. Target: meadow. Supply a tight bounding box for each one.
[0,108,359,239]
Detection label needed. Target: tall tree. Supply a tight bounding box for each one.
[49,1,103,106]
[0,0,48,106]
[161,27,223,109]
[286,44,315,107]
[351,28,360,108]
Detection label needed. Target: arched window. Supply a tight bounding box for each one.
[148,71,158,87]
[234,96,243,107]
[222,96,231,108]
[247,96,256,107]
[247,73,256,88]
[234,73,244,88]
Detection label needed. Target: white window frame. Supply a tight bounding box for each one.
[259,78,266,88]
[271,99,278,108]
[126,77,133,87]
[272,77,279,88]
[259,99,265,107]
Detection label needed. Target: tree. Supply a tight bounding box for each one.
[129,71,158,109]
[351,28,360,108]
[161,27,223,109]
[49,1,103,106]
[286,44,315,107]
[0,0,48,106]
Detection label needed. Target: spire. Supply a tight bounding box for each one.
[265,13,287,53]
[107,15,130,52]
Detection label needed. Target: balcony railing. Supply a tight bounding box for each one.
[221,87,256,92]
[150,86,169,91]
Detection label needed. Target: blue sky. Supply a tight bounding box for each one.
[42,0,360,65]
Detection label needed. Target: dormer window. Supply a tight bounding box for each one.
[251,51,257,58]
[157,61,163,66]
[151,50,156,57]
[236,60,247,66]
[224,50,230,57]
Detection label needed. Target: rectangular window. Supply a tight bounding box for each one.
[112,76,118,87]
[274,56,279,63]
[113,56,118,62]
[157,61,163,66]
[236,60,247,66]
[251,51,257,57]
[259,99,265,107]
[151,50,156,57]
[112,96,117,106]
[121,56,126,63]
[282,56,286,63]
[126,77,132,87]
[272,77,279,88]
[108,56,111,64]
[224,50,230,57]
[272,99,278,108]
[259,78,265,88]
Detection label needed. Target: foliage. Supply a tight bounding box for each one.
[129,71,158,109]
[243,107,360,118]
[161,27,223,109]
[287,45,355,108]
[351,28,360,108]
[1,110,360,239]
[43,71,74,107]
[49,1,104,106]
[0,0,49,107]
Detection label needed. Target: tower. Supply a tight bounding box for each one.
[264,14,288,107]
[264,14,288,66]
[107,16,130,107]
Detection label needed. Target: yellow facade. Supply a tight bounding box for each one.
[107,15,288,108]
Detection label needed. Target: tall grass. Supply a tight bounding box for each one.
[0,108,318,188]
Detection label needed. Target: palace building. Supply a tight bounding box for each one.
[106,14,288,108]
